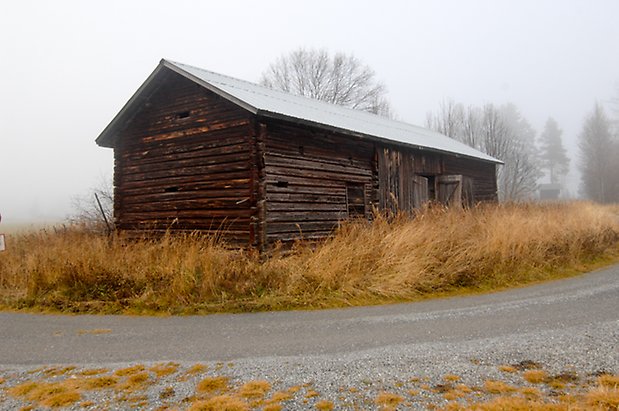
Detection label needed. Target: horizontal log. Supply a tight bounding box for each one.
[121,188,251,206]
[266,192,345,204]
[266,211,348,223]
[121,172,250,192]
[265,165,372,184]
[120,178,251,198]
[266,202,347,212]
[121,162,251,183]
[122,197,252,213]
[265,154,372,178]
[120,208,253,220]
[121,135,251,166]
[140,119,251,143]
[266,183,346,196]
[121,150,251,175]
[266,230,334,242]
[266,221,339,234]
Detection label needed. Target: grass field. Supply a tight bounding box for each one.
[0,201,617,314]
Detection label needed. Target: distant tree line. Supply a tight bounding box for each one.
[578,100,619,203]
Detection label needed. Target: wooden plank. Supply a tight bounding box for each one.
[255,123,267,252]
[121,150,251,175]
[267,202,347,212]
[266,211,348,223]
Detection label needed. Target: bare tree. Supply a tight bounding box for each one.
[427,101,541,201]
[538,117,570,184]
[261,48,392,117]
[69,176,114,232]
[578,103,618,203]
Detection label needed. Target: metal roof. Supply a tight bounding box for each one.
[97,59,501,164]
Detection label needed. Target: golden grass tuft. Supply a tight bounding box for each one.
[444,374,461,382]
[189,395,249,411]
[119,372,151,392]
[9,380,81,408]
[523,369,548,384]
[598,374,619,388]
[375,391,404,409]
[459,395,563,410]
[238,380,271,398]
[185,363,208,376]
[586,385,619,409]
[196,376,230,394]
[315,399,335,410]
[150,362,180,378]
[483,380,516,394]
[498,365,517,373]
[1,202,617,314]
[305,389,320,399]
[268,390,292,403]
[114,364,145,376]
[80,375,118,390]
[79,368,109,376]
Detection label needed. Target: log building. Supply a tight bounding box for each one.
[96,59,501,248]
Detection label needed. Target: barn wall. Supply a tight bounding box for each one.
[263,121,375,243]
[113,71,256,244]
[443,156,498,202]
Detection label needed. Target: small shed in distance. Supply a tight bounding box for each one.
[96,59,501,249]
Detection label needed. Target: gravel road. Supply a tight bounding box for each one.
[0,264,617,409]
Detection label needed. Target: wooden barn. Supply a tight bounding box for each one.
[96,59,501,249]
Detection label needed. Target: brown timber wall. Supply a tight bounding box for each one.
[263,122,375,243]
[113,72,255,244]
[443,156,498,202]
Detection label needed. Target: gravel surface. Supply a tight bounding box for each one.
[0,265,617,409]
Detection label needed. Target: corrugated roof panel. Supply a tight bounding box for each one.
[164,59,500,164]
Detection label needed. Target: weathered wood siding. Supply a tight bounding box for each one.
[376,144,497,209]
[113,71,255,244]
[443,156,498,202]
[263,122,375,242]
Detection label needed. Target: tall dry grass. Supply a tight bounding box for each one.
[0,202,617,314]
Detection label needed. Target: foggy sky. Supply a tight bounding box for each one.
[1,0,618,224]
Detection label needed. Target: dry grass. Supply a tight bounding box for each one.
[599,374,619,388]
[196,376,230,394]
[78,368,109,376]
[498,365,517,373]
[149,362,180,378]
[80,375,118,390]
[375,391,405,409]
[483,380,516,394]
[114,364,145,376]
[189,395,249,411]
[238,380,271,398]
[523,369,548,384]
[314,399,335,410]
[0,202,617,314]
[8,380,81,408]
[185,363,208,376]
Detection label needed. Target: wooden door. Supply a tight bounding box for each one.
[437,175,463,207]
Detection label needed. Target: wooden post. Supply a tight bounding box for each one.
[254,123,267,253]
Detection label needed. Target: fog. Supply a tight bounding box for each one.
[1,0,618,224]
